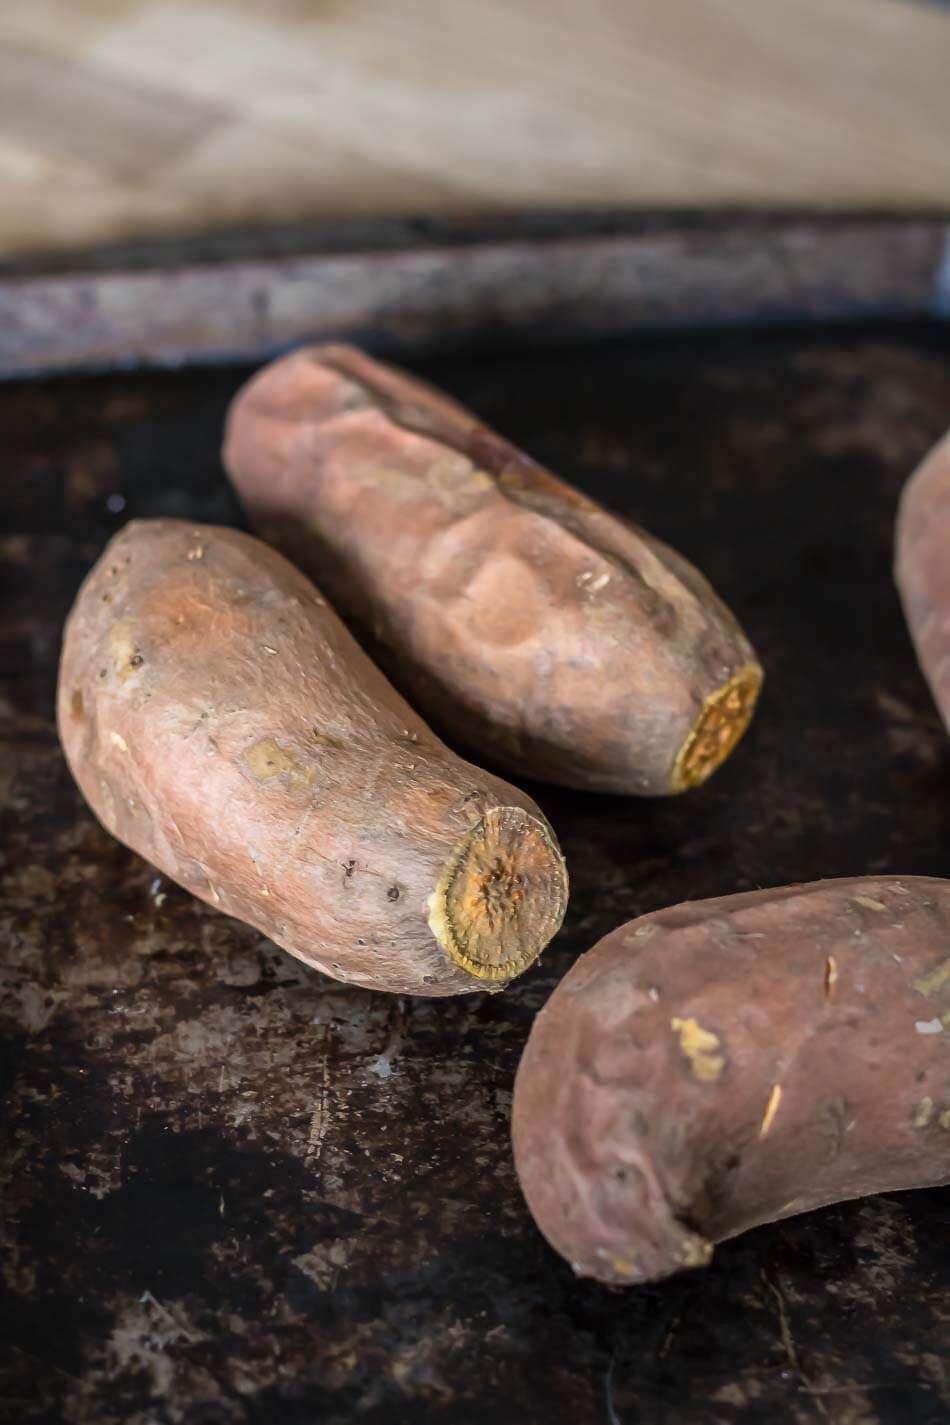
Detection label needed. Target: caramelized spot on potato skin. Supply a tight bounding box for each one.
[108,618,144,683]
[244,737,316,795]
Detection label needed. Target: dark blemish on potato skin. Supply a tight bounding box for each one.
[311,728,342,748]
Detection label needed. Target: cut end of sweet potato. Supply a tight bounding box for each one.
[672,663,763,792]
[428,807,568,984]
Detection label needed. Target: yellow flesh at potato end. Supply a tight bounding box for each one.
[672,664,763,792]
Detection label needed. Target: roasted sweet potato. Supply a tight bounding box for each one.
[57,520,567,996]
[223,345,762,796]
[896,429,950,729]
[512,877,950,1285]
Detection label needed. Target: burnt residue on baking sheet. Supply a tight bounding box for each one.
[4,325,950,1424]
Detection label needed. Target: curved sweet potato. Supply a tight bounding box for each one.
[223,345,762,796]
[57,520,567,996]
[896,429,950,728]
[512,877,950,1284]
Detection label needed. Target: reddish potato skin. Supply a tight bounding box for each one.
[222,345,761,796]
[896,431,950,728]
[512,877,950,1285]
[57,521,567,996]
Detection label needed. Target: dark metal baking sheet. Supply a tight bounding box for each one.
[3,316,950,1422]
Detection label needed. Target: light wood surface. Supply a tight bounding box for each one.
[2,0,949,259]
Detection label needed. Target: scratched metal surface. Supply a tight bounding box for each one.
[3,326,950,1424]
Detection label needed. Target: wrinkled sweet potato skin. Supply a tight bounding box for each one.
[223,345,761,795]
[512,877,950,1285]
[896,431,950,729]
[57,520,566,996]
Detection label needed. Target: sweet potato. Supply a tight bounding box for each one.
[896,429,950,729]
[57,520,567,996]
[512,877,950,1285]
[222,345,762,796]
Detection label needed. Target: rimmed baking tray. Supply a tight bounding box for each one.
[3,212,950,1425]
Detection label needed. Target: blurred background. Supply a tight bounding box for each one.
[2,0,949,261]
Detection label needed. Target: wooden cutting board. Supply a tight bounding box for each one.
[1,0,949,260]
